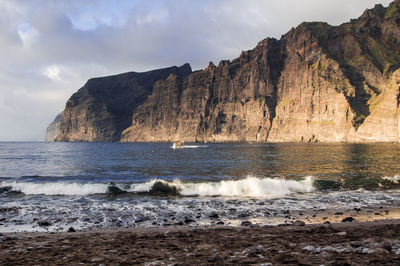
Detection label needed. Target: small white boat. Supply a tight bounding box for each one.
[172,141,184,149]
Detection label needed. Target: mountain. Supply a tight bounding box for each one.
[49,0,400,143]
[45,113,62,142]
[53,64,192,142]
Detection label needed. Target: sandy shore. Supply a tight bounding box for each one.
[1,217,400,265]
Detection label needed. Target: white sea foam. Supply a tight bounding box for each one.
[129,176,315,198]
[129,179,159,192]
[0,176,315,197]
[382,175,400,184]
[178,176,315,198]
[0,181,108,196]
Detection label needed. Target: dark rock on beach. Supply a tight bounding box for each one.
[293,220,306,226]
[241,221,252,227]
[342,217,355,223]
[380,240,393,251]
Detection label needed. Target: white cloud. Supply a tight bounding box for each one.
[43,65,61,80]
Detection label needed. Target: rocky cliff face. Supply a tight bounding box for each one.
[121,1,400,143]
[52,0,400,143]
[45,113,62,142]
[55,64,192,142]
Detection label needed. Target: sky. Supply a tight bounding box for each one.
[0,0,393,141]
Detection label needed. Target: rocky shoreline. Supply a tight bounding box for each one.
[2,217,400,265]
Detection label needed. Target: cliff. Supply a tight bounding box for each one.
[51,0,400,143]
[55,64,192,142]
[45,113,62,142]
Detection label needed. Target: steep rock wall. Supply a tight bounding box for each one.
[55,64,192,142]
[51,0,400,143]
[121,1,400,143]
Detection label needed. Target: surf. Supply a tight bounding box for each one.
[0,176,316,198]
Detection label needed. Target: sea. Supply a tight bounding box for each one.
[1,142,400,232]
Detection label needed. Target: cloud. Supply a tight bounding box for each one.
[17,22,39,47]
[0,0,393,141]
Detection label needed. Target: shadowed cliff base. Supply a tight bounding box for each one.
[48,0,400,143]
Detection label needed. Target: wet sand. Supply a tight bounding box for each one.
[1,216,400,265]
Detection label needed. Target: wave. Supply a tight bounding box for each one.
[173,176,315,197]
[0,181,109,196]
[0,176,315,198]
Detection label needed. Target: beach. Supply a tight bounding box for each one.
[2,143,400,264]
[1,214,400,265]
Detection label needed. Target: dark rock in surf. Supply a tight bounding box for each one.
[184,218,195,224]
[0,206,18,213]
[209,212,219,219]
[148,181,181,196]
[107,185,127,195]
[38,221,52,227]
[67,227,76,232]
[134,218,144,223]
[0,186,12,194]
[238,212,250,218]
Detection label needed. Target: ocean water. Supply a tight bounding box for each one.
[1,142,400,232]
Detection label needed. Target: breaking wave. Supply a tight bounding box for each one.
[0,176,315,198]
[0,181,109,196]
[175,176,315,197]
